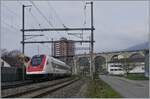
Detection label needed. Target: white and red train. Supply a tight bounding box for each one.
[26,54,71,79]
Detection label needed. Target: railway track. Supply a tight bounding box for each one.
[2,77,79,98]
[2,77,68,90]
[1,80,34,90]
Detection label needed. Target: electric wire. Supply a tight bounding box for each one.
[2,25,20,35]
[2,20,20,32]
[47,1,69,39]
[28,8,42,29]
[30,1,53,27]
[2,4,22,28]
[47,1,67,28]
[17,0,23,5]
[2,4,21,19]
[29,1,63,37]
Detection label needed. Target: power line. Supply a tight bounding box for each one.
[46,2,70,43]
[30,1,53,27]
[2,20,20,31]
[2,4,21,19]
[28,8,42,29]
[2,25,20,35]
[29,1,63,37]
[2,3,22,28]
[47,1,66,28]
[17,0,23,5]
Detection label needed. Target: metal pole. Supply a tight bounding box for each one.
[22,5,25,54]
[22,5,25,81]
[90,1,94,79]
[21,40,94,44]
[51,38,53,56]
[21,28,95,32]
[22,5,31,81]
[22,5,31,54]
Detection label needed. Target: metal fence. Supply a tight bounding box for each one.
[1,67,24,82]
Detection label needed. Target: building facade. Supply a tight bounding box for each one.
[144,50,149,77]
[52,37,75,66]
[108,62,145,75]
[107,54,145,75]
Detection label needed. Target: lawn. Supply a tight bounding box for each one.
[85,78,122,98]
[125,73,149,80]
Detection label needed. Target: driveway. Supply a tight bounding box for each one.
[99,75,149,98]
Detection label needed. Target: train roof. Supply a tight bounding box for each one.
[31,54,70,69]
[47,56,71,69]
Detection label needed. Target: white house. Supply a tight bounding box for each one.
[107,53,145,75]
[0,58,11,67]
[107,62,145,75]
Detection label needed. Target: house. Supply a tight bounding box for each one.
[0,58,11,67]
[108,62,145,75]
[107,54,145,75]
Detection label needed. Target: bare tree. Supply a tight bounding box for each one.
[1,49,27,67]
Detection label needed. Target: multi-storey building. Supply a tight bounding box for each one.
[52,37,75,65]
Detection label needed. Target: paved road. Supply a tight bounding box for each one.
[99,75,149,98]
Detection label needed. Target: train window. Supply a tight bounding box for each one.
[52,63,69,70]
[31,55,42,66]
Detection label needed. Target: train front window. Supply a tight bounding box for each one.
[31,55,42,66]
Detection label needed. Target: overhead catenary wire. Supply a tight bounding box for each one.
[47,1,67,28]
[2,4,21,18]
[30,1,53,27]
[29,1,63,37]
[47,1,70,40]
[2,4,22,27]
[2,25,21,35]
[28,8,42,29]
[2,20,20,32]
[17,0,23,6]
[64,2,88,40]
[83,2,87,27]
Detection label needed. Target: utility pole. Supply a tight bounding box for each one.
[22,5,31,81]
[51,38,53,56]
[22,5,32,54]
[87,1,94,79]
[22,5,25,54]
[91,1,95,79]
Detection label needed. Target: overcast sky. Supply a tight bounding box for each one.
[1,0,149,57]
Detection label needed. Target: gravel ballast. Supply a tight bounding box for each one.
[42,78,88,98]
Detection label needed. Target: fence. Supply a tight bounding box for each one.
[1,67,25,82]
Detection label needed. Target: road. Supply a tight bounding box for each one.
[99,75,149,98]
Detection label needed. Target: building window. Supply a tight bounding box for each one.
[111,65,114,67]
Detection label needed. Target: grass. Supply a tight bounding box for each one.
[125,73,149,80]
[85,78,122,98]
